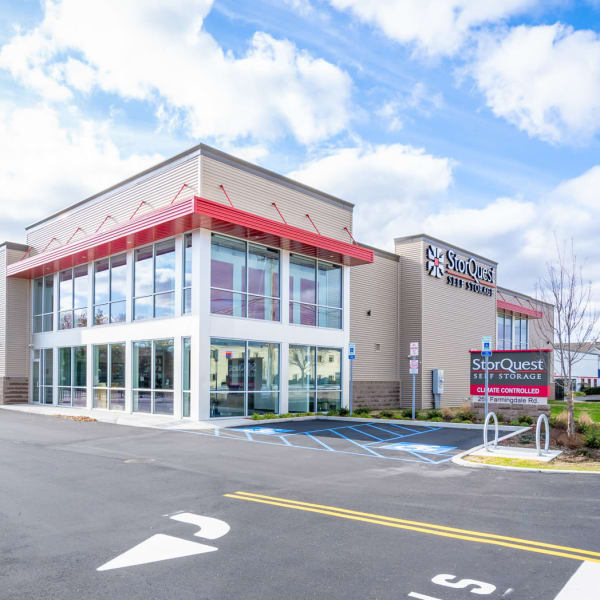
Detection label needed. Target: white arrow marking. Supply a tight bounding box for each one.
[97,534,217,571]
[169,513,230,540]
[554,561,600,599]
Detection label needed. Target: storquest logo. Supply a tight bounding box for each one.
[426,245,445,278]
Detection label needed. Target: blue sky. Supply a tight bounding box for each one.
[1,0,600,296]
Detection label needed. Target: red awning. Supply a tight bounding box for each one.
[496,299,542,319]
[8,196,373,279]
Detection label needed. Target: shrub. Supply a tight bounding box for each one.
[441,407,453,422]
[554,410,569,430]
[279,413,293,418]
[518,415,534,425]
[456,403,474,421]
[585,427,600,449]
[461,419,473,424]
[510,420,521,426]
[416,413,428,420]
[338,407,350,417]
[353,406,371,416]
[380,410,395,419]
[429,416,443,422]
[426,409,442,420]
[496,413,505,423]
[585,386,600,395]
[556,432,585,449]
[400,409,413,419]
[251,413,262,420]
[577,413,594,433]
[451,418,462,423]
[327,410,339,416]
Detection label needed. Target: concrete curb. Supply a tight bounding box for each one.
[452,429,600,475]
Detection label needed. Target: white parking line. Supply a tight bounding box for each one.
[554,561,600,599]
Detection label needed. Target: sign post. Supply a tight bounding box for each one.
[409,342,419,420]
[348,342,356,414]
[481,336,493,418]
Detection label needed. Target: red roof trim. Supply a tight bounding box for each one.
[497,299,542,319]
[8,196,373,279]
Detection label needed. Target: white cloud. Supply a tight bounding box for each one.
[329,0,537,57]
[377,82,443,131]
[288,143,454,247]
[0,103,162,243]
[471,23,600,144]
[0,0,352,145]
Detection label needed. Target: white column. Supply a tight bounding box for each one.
[126,249,134,322]
[342,265,351,409]
[173,335,182,420]
[125,340,133,413]
[195,228,212,420]
[279,251,290,413]
[174,235,183,319]
[86,343,93,410]
[279,342,289,414]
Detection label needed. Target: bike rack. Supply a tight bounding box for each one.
[483,411,498,452]
[536,413,550,456]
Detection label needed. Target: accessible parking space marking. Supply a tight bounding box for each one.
[179,421,462,464]
[224,491,600,563]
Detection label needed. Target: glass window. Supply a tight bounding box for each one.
[182,337,191,417]
[93,343,125,410]
[133,339,174,415]
[210,338,279,416]
[59,265,88,330]
[496,312,504,349]
[134,241,176,320]
[183,234,192,314]
[94,253,127,325]
[521,318,528,349]
[33,275,54,333]
[210,234,280,321]
[58,346,87,407]
[34,348,53,404]
[288,345,342,413]
[504,312,513,350]
[289,256,342,329]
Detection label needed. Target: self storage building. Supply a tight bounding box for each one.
[0,144,553,417]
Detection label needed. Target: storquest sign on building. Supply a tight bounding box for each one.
[469,350,552,405]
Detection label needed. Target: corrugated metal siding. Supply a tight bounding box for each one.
[201,156,353,243]
[0,247,6,377]
[350,253,399,381]
[420,245,497,408]
[395,240,423,407]
[26,156,200,253]
[5,248,30,377]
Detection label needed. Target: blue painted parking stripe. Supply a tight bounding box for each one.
[305,433,335,451]
[363,428,445,446]
[346,425,383,441]
[329,429,385,457]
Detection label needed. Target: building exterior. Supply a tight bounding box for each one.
[554,344,600,393]
[0,144,554,417]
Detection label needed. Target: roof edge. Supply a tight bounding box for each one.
[498,285,554,308]
[0,241,29,251]
[357,242,399,261]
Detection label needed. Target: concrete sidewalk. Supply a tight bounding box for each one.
[0,403,252,430]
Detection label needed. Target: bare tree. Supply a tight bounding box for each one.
[537,239,599,436]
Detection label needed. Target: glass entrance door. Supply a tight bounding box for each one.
[32,351,40,403]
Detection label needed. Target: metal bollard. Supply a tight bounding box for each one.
[483,411,498,452]
[536,413,550,456]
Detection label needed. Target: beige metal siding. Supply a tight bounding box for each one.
[350,252,399,381]
[5,248,30,377]
[395,240,423,407]
[201,155,353,243]
[420,246,497,408]
[26,155,200,254]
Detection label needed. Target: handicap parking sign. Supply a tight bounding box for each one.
[236,427,294,435]
[379,442,456,455]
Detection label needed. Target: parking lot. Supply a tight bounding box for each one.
[182,419,509,464]
[1,410,599,600]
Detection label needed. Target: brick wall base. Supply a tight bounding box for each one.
[352,381,401,410]
[471,401,549,421]
[0,377,28,404]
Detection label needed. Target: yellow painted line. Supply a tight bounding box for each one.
[224,493,600,563]
[233,491,600,558]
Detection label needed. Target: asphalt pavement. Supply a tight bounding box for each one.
[1,410,599,600]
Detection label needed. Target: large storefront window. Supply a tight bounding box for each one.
[93,343,126,410]
[182,337,191,417]
[94,253,127,325]
[515,317,529,350]
[210,234,280,321]
[133,339,174,414]
[289,256,342,328]
[58,346,87,406]
[33,275,54,333]
[59,265,88,329]
[134,240,176,320]
[32,348,53,404]
[288,345,342,412]
[183,233,192,314]
[210,338,279,416]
